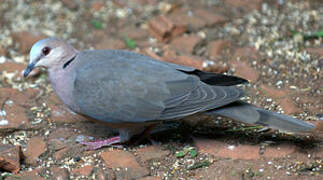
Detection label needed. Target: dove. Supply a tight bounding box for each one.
[23,38,314,149]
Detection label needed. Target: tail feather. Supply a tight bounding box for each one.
[208,100,314,132]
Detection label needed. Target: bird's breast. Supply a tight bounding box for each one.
[48,67,81,112]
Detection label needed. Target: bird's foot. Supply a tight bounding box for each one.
[80,136,122,150]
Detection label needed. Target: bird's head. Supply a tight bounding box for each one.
[24,38,77,77]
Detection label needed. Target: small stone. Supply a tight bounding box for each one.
[137,145,170,163]
[24,136,47,165]
[101,150,141,168]
[0,144,23,173]
[171,35,203,54]
[208,40,230,60]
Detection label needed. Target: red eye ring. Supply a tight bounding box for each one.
[42,47,51,55]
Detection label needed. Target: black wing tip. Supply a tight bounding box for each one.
[219,74,249,85]
[237,77,249,84]
[210,79,248,86]
[178,69,249,86]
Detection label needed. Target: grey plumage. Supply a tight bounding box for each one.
[73,50,243,123]
[24,38,315,147]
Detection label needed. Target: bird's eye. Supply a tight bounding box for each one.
[42,47,51,56]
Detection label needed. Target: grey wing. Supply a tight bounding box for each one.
[72,50,243,123]
[159,83,243,119]
[72,54,199,123]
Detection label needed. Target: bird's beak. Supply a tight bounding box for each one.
[23,62,36,77]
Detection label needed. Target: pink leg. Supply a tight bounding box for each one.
[80,136,122,150]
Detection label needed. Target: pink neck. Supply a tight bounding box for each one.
[48,55,80,112]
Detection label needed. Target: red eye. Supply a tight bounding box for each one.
[42,47,51,55]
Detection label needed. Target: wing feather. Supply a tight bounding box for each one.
[72,50,244,123]
[159,84,243,119]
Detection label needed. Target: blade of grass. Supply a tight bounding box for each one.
[175,150,186,158]
[124,38,136,49]
[91,19,103,29]
[188,160,211,170]
[304,30,323,40]
[290,30,323,40]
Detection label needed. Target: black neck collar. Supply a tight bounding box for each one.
[63,55,76,69]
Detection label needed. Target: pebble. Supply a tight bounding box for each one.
[0,119,9,126]
[0,56,6,63]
